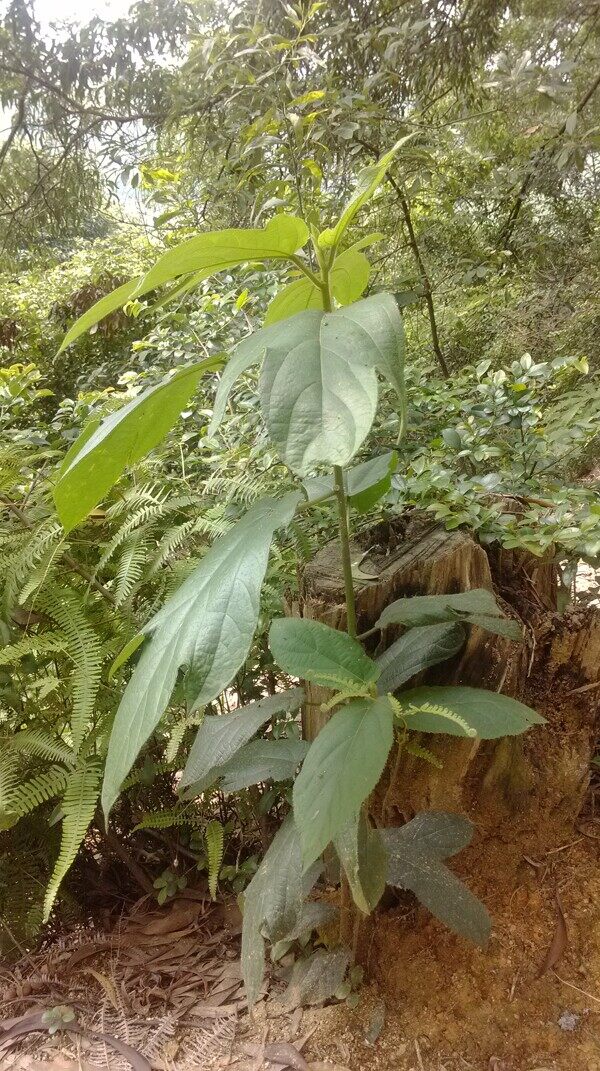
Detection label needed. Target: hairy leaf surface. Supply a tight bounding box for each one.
[381,813,490,946]
[399,685,546,738]
[180,688,304,790]
[376,622,466,694]
[102,493,301,817]
[270,617,378,688]
[241,815,303,1007]
[293,696,394,868]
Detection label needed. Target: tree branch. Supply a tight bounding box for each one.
[356,136,450,379]
[497,69,600,249]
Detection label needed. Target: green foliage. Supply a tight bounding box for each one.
[205,820,224,899]
[381,814,491,946]
[269,618,377,690]
[54,357,222,531]
[5,1,592,993]
[102,493,301,817]
[293,697,395,868]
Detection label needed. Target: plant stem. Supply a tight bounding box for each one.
[334,465,357,638]
[318,266,358,641]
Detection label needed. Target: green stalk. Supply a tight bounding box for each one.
[320,265,358,639]
[334,465,358,638]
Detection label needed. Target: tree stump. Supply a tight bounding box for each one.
[300,513,598,834]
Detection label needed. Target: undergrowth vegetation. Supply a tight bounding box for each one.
[0,0,598,997]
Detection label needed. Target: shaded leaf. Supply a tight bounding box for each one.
[376,622,466,694]
[241,815,303,1006]
[381,814,490,946]
[270,618,378,688]
[216,738,309,794]
[399,685,546,738]
[102,494,301,817]
[376,588,522,641]
[303,452,396,510]
[334,811,387,914]
[293,697,394,868]
[285,947,350,1008]
[180,688,303,790]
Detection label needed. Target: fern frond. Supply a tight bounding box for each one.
[134,808,200,831]
[404,740,444,769]
[113,534,149,606]
[0,632,65,667]
[165,710,204,765]
[37,587,103,755]
[9,729,74,765]
[3,520,63,610]
[205,820,224,900]
[43,762,101,921]
[6,765,69,820]
[0,752,19,829]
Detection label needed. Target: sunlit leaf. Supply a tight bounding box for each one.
[54,358,221,532]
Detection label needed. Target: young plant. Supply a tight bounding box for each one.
[53,142,545,1003]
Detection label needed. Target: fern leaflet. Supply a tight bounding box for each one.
[43,762,101,921]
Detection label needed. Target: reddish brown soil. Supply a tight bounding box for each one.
[300,833,600,1071]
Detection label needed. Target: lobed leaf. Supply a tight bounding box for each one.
[381,813,490,946]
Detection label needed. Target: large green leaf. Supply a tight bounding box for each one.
[57,278,142,354]
[137,215,309,293]
[376,623,466,695]
[381,813,490,946]
[334,811,387,914]
[293,696,394,868]
[269,618,378,689]
[58,217,308,353]
[208,312,318,436]
[241,815,303,1006]
[259,294,404,475]
[399,685,546,738]
[101,493,301,818]
[216,738,309,794]
[376,588,522,641]
[54,358,221,532]
[179,688,303,791]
